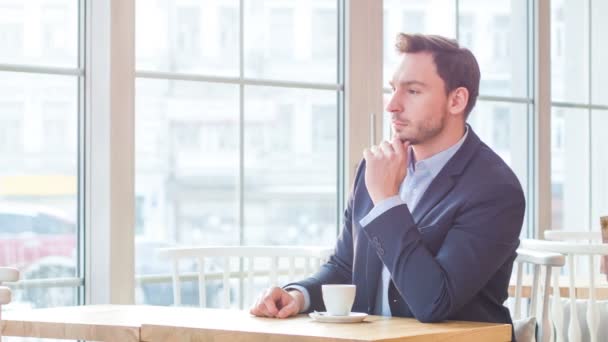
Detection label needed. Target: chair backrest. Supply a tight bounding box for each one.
[0,267,19,340]
[157,246,333,309]
[513,248,565,342]
[521,238,608,342]
[545,231,602,243]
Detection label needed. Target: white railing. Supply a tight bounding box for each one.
[156,246,333,309]
[3,277,83,289]
[545,231,602,243]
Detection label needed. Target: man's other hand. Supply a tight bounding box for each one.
[249,286,304,318]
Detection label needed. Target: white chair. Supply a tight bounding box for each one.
[512,248,566,342]
[157,246,333,309]
[545,231,601,243]
[0,267,20,340]
[521,238,608,342]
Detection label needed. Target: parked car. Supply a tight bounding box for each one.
[0,202,228,308]
[0,202,77,307]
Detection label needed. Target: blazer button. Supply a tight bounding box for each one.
[378,248,385,255]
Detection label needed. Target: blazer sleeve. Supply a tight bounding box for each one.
[283,160,366,312]
[362,182,525,323]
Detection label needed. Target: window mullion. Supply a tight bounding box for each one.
[533,0,552,238]
[344,0,383,189]
[85,0,136,305]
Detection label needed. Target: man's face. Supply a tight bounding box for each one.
[386,52,449,145]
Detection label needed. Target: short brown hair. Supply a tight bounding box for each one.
[395,33,480,118]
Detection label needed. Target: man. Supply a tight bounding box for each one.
[250,33,525,333]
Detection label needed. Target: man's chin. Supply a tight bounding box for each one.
[394,132,418,145]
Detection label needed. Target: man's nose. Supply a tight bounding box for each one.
[385,93,402,114]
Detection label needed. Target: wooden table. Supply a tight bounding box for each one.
[0,305,146,341]
[0,305,512,342]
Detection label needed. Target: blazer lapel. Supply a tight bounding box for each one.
[412,173,456,223]
[412,127,482,223]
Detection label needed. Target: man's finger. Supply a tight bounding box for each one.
[363,148,373,161]
[249,294,262,315]
[391,135,406,155]
[262,289,280,316]
[251,297,272,317]
[370,145,381,156]
[276,299,298,318]
[380,141,395,156]
[255,305,272,317]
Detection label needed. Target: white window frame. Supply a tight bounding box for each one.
[85,0,136,304]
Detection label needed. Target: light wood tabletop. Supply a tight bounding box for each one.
[0,305,145,341]
[139,307,512,342]
[0,305,512,342]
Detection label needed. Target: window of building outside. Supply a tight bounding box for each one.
[135,0,341,308]
[0,0,83,326]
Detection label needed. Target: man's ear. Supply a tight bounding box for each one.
[447,87,469,116]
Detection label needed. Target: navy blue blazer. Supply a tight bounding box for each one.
[287,127,525,328]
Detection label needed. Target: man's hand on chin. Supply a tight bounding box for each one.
[363,136,410,205]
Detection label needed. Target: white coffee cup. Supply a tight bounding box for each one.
[321,284,356,316]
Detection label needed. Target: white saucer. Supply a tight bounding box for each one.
[309,311,368,323]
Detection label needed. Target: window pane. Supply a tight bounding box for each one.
[135,79,240,244]
[383,0,456,85]
[458,0,528,98]
[243,86,337,246]
[551,0,589,104]
[591,110,608,225]
[136,0,240,76]
[0,71,78,309]
[135,79,240,305]
[0,0,78,67]
[468,101,529,219]
[551,107,590,231]
[591,0,608,106]
[244,0,338,83]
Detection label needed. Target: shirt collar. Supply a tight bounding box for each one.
[408,125,469,178]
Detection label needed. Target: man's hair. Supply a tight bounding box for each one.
[395,33,480,118]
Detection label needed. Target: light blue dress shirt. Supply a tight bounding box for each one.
[288,128,468,314]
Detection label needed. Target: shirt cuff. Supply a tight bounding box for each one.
[284,285,311,313]
[359,195,404,227]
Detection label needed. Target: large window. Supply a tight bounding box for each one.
[0,0,83,313]
[383,0,532,237]
[135,0,342,308]
[550,0,608,232]
[2,0,605,318]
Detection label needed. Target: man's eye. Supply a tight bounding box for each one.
[408,89,420,95]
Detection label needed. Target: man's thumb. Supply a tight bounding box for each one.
[277,299,298,318]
